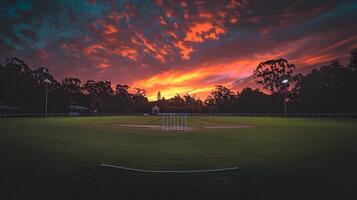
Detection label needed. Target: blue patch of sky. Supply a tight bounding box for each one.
[303,1,357,26]
[267,2,357,42]
[60,0,110,17]
[135,0,157,17]
[17,0,32,11]
[12,23,38,50]
[12,0,115,50]
[1,0,32,18]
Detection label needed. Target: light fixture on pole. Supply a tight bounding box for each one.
[44,79,51,118]
[281,79,289,84]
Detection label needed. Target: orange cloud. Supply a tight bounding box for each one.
[184,22,226,42]
[154,54,166,63]
[184,12,189,19]
[218,11,227,18]
[114,48,138,61]
[159,16,168,26]
[154,0,163,6]
[299,53,343,65]
[103,24,119,34]
[84,44,105,55]
[137,34,169,62]
[139,34,157,53]
[95,19,119,35]
[108,11,123,22]
[98,62,109,68]
[130,36,140,45]
[199,12,213,19]
[226,0,240,9]
[229,16,239,24]
[166,8,174,18]
[174,41,193,59]
[167,30,178,39]
[98,58,109,69]
[180,1,188,7]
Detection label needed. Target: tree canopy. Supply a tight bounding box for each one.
[254,58,298,95]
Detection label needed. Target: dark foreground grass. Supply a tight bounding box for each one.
[1,116,357,200]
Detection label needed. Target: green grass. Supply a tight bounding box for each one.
[1,116,357,199]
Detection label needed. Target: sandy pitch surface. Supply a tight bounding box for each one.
[113,124,255,130]
[114,124,161,129]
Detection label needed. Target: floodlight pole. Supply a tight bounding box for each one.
[44,79,51,118]
[280,77,290,117]
[284,94,287,117]
[45,83,48,118]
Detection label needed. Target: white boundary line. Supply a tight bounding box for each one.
[100,164,239,173]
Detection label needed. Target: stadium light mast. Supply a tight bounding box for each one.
[280,76,290,116]
[44,79,51,118]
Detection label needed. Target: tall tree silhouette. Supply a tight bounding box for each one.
[60,77,83,109]
[205,85,235,112]
[254,58,297,95]
[115,84,130,112]
[0,58,41,112]
[157,91,161,101]
[291,59,357,113]
[235,87,269,113]
[347,48,357,71]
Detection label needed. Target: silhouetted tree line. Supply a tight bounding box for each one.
[0,58,149,113]
[1,49,356,114]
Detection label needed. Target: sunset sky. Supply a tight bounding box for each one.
[1,0,356,100]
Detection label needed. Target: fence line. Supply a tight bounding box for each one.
[1,112,357,118]
[0,112,142,118]
[191,113,357,118]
